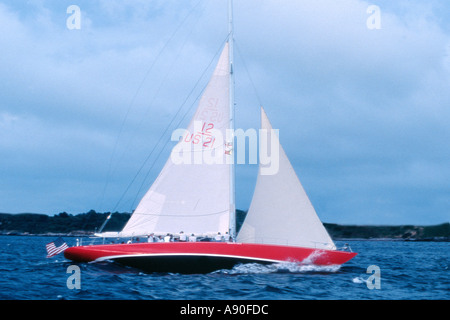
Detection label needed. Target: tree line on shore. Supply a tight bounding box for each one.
[0,210,448,240]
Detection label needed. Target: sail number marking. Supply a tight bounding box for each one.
[184,122,216,149]
[200,98,224,123]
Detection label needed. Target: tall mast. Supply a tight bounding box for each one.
[228,0,236,241]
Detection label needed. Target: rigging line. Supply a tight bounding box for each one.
[129,82,209,211]
[113,36,231,213]
[108,12,209,212]
[129,37,231,211]
[130,30,233,207]
[109,0,209,183]
[97,0,205,213]
[235,41,264,108]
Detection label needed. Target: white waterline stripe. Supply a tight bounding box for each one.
[94,253,283,264]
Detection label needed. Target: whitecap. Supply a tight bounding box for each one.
[352,277,367,284]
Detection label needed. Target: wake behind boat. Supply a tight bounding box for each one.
[64,0,357,273]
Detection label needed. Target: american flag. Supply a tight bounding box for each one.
[46,237,69,258]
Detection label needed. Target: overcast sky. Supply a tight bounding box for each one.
[1,0,449,225]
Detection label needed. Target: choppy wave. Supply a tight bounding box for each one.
[214,261,341,275]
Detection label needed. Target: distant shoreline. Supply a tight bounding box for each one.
[1,211,448,242]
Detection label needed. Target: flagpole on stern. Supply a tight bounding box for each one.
[228,0,236,241]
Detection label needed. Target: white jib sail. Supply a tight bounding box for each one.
[237,107,335,250]
[120,44,232,237]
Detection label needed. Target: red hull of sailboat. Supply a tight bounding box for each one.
[64,242,356,273]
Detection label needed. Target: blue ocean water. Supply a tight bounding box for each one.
[0,235,448,300]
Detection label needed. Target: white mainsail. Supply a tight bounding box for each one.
[237,107,335,250]
[119,43,232,237]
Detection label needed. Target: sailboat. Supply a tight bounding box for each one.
[64,1,357,274]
